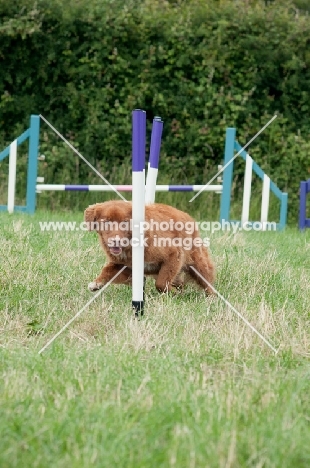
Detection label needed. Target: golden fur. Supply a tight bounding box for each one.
[84,200,215,294]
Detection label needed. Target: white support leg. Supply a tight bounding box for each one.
[8,140,17,214]
[241,154,253,226]
[261,174,270,230]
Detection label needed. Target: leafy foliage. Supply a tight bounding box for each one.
[0,0,310,221]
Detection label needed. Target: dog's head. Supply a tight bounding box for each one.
[84,201,132,257]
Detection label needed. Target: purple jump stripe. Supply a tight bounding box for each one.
[149,118,163,169]
[132,109,146,172]
[65,185,89,191]
[169,185,194,192]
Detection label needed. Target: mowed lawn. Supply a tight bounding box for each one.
[0,210,309,468]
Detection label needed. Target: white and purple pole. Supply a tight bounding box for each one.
[145,116,163,205]
[132,109,146,316]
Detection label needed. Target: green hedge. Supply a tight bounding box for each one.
[0,0,310,222]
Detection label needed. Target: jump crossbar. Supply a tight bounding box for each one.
[36,184,223,192]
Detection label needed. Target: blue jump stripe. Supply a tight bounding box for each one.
[65,185,89,191]
[0,205,28,212]
[0,128,30,162]
[235,141,265,180]
[220,128,236,223]
[168,185,193,191]
[270,180,283,199]
[234,141,283,198]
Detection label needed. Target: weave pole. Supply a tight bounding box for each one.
[145,116,163,204]
[132,110,146,316]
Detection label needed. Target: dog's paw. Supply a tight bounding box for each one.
[88,281,104,292]
[171,282,184,293]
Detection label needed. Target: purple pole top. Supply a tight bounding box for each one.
[132,109,146,172]
[149,117,163,169]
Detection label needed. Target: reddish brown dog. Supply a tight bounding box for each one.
[84,200,215,294]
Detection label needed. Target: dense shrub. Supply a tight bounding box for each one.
[0,0,309,222]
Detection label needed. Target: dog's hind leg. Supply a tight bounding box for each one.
[187,248,215,295]
[88,263,132,291]
[155,252,184,293]
[171,272,185,292]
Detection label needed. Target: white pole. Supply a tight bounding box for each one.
[261,174,270,230]
[132,110,146,316]
[145,117,163,204]
[145,163,158,204]
[8,140,17,214]
[241,153,253,226]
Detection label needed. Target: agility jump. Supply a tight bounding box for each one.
[0,114,287,231]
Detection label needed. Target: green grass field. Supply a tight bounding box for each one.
[0,210,309,468]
